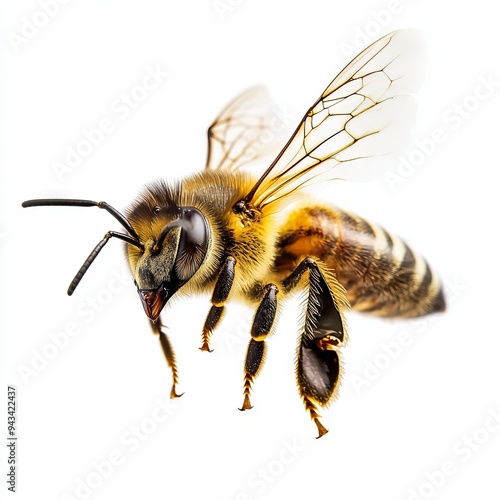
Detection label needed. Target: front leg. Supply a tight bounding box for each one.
[150,321,183,399]
[200,256,236,352]
[282,257,348,438]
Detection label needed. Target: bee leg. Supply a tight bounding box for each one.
[282,257,346,438]
[239,283,278,411]
[200,306,223,352]
[200,256,236,352]
[150,322,184,399]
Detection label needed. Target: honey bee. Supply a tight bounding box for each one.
[22,30,445,438]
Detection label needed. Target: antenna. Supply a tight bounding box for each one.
[22,198,144,295]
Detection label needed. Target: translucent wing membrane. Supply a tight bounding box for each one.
[243,30,424,209]
[205,86,288,171]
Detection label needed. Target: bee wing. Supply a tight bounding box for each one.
[205,86,289,171]
[242,30,424,209]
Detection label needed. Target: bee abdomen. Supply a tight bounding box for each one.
[275,206,445,318]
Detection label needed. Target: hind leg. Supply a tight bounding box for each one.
[281,257,348,438]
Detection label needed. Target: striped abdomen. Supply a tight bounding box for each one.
[274,205,445,318]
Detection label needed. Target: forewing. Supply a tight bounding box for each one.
[205,86,288,171]
[244,30,424,209]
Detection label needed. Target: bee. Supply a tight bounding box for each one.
[22,30,445,438]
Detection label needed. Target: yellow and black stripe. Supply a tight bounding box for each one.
[275,205,445,319]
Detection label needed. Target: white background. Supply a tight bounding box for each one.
[1,1,500,499]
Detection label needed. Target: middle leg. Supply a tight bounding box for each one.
[239,283,279,411]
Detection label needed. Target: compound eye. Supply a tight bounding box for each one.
[174,208,209,282]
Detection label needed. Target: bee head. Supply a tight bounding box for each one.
[127,203,210,321]
[22,182,212,322]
